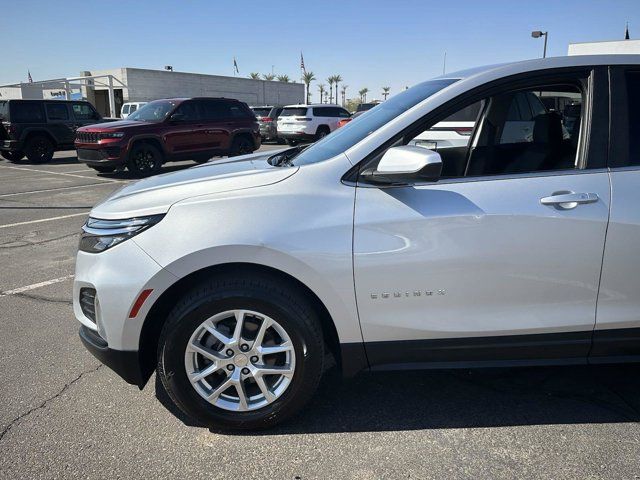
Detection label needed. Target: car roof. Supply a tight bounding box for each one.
[282,103,343,108]
[437,54,640,82]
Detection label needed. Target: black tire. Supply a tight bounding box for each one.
[157,272,324,431]
[229,135,255,157]
[0,150,25,162]
[91,165,116,174]
[127,142,163,177]
[24,136,54,163]
[315,126,330,141]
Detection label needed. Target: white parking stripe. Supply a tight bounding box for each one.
[0,212,89,229]
[0,181,127,198]
[0,274,74,297]
[0,165,122,183]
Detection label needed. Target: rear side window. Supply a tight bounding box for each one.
[252,107,272,117]
[122,105,130,114]
[200,100,227,120]
[0,101,9,120]
[229,103,252,119]
[280,107,308,117]
[130,105,138,113]
[313,107,333,117]
[72,103,100,121]
[270,107,283,118]
[45,103,69,120]
[627,72,640,165]
[10,102,45,122]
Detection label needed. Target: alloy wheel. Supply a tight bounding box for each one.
[184,309,296,412]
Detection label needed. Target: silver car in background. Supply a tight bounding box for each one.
[250,105,283,143]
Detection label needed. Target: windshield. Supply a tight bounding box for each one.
[290,79,458,166]
[128,100,180,122]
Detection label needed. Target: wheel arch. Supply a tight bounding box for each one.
[128,135,166,157]
[24,129,58,147]
[138,262,355,387]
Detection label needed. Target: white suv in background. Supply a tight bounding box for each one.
[120,102,147,119]
[277,104,351,145]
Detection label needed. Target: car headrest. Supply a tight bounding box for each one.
[533,111,563,145]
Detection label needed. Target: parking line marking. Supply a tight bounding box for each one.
[0,212,89,229]
[0,274,74,297]
[0,181,127,198]
[0,165,122,183]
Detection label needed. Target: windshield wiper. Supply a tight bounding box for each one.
[268,145,307,167]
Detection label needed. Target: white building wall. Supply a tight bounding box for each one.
[568,39,640,55]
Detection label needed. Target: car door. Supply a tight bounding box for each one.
[353,68,611,367]
[163,100,209,155]
[44,102,75,146]
[591,66,640,359]
[200,100,233,151]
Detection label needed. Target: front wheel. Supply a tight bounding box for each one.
[127,143,163,177]
[157,273,324,430]
[0,150,25,162]
[25,136,54,163]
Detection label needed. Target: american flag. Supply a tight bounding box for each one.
[233,57,239,74]
[300,52,306,74]
[28,71,33,83]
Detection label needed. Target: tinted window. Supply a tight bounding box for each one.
[252,108,272,117]
[229,103,252,119]
[201,100,227,120]
[313,107,335,117]
[280,107,308,117]
[627,72,640,165]
[174,101,200,121]
[0,101,8,120]
[46,103,69,120]
[443,102,480,122]
[10,102,45,122]
[72,103,100,121]
[270,107,283,118]
[130,105,138,113]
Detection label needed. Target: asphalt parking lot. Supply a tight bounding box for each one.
[1,149,639,479]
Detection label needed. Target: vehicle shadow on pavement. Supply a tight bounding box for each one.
[155,363,640,434]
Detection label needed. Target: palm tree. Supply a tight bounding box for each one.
[333,75,343,105]
[359,88,369,103]
[262,73,275,81]
[302,71,316,104]
[341,85,348,106]
[276,74,290,82]
[382,86,390,100]
[326,76,335,104]
[249,72,261,80]
[317,84,326,104]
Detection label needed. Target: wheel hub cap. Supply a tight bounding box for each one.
[184,309,296,412]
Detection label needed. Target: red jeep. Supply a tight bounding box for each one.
[75,97,260,175]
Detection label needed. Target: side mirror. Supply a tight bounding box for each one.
[368,145,442,184]
[169,112,185,122]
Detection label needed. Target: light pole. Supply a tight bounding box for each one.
[531,30,548,58]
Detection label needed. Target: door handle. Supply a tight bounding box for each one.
[540,192,599,209]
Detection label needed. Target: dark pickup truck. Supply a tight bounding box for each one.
[0,99,108,163]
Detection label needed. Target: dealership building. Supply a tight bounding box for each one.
[0,67,305,118]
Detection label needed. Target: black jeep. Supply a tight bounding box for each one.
[0,99,106,163]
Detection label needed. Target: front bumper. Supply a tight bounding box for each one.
[79,325,144,386]
[75,141,127,167]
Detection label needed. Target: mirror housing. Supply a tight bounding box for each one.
[368,145,442,184]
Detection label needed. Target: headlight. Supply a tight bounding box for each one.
[79,215,164,253]
[100,132,125,139]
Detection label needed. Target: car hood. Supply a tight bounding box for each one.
[79,119,146,131]
[91,149,296,219]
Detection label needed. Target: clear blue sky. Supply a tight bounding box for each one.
[2,0,638,102]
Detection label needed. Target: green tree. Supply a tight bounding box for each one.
[345,97,361,113]
[382,86,390,100]
[317,84,326,103]
[333,75,343,105]
[276,74,290,82]
[263,73,275,81]
[326,76,335,104]
[340,85,348,106]
[249,72,261,80]
[359,87,369,102]
[302,71,316,104]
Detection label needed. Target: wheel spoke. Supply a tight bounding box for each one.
[204,322,232,346]
[188,341,223,362]
[253,317,272,347]
[236,381,249,410]
[255,376,276,402]
[206,377,234,402]
[232,310,246,343]
[188,363,219,383]
[258,342,293,356]
[257,364,294,377]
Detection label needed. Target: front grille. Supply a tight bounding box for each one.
[76,131,100,143]
[77,148,107,161]
[79,287,97,323]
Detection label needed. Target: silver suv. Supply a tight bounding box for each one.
[250,105,283,143]
[74,55,640,430]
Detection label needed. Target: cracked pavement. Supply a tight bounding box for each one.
[1,151,640,479]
